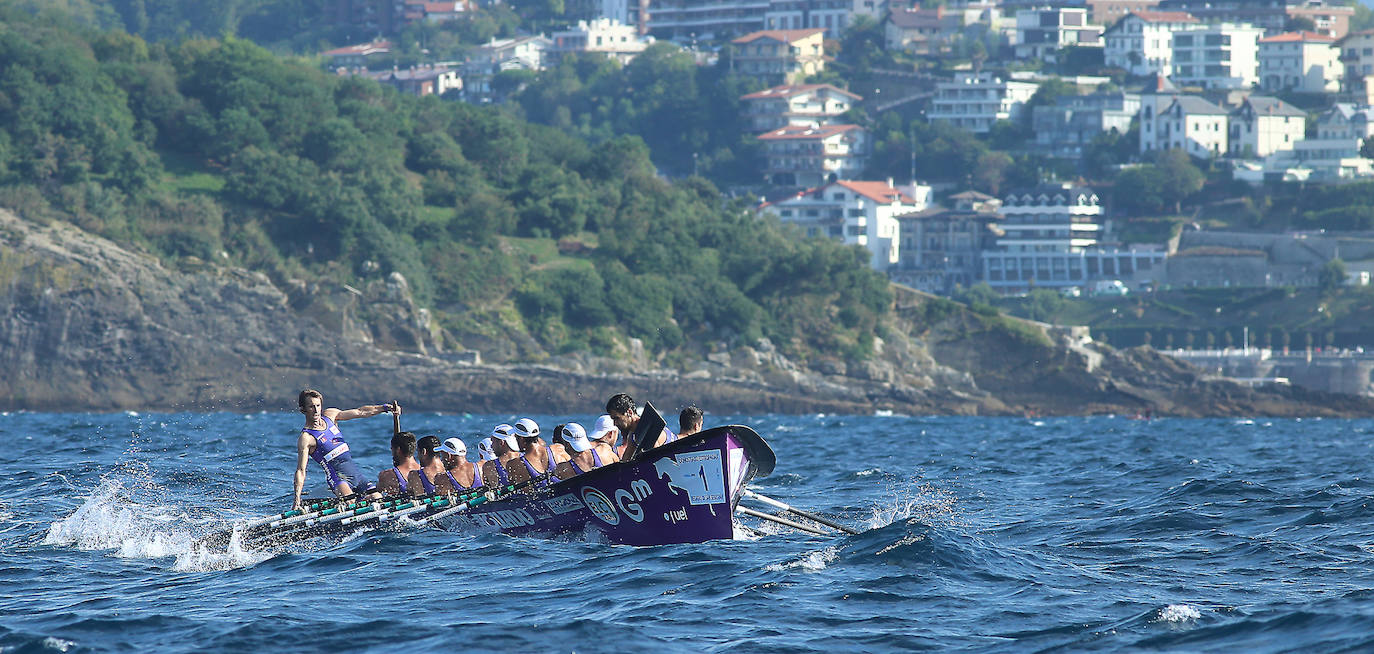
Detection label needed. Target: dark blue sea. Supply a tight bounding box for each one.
[5,412,1374,653]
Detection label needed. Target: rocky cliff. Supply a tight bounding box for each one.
[2,208,1369,417]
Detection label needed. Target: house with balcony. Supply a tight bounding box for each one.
[1031,90,1141,159]
[928,71,1040,134]
[1228,96,1305,158]
[731,28,827,86]
[1140,94,1229,157]
[549,18,652,65]
[756,124,868,188]
[740,84,861,132]
[1103,11,1199,76]
[461,35,551,99]
[1258,31,1338,93]
[1317,103,1374,140]
[1338,30,1374,96]
[982,184,1167,291]
[1170,23,1263,89]
[1237,103,1374,183]
[1014,7,1105,62]
[891,190,1001,294]
[629,0,766,41]
[761,180,931,270]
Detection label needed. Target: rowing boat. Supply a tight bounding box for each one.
[197,415,779,549]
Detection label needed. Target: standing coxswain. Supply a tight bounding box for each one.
[293,389,392,510]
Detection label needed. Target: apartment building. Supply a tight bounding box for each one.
[1339,30,1374,95]
[1031,90,1142,159]
[756,124,868,188]
[731,28,827,85]
[763,180,930,270]
[548,18,652,65]
[891,190,1000,294]
[1170,23,1263,89]
[1086,0,1162,27]
[765,0,881,33]
[739,84,862,131]
[1014,7,1105,62]
[1258,30,1339,93]
[928,71,1040,134]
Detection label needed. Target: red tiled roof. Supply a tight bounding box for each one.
[755,124,860,140]
[836,180,915,205]
[732,29,826,45]
[1260,31,1336,44]
[740,83,861,101]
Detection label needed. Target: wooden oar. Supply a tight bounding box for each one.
[743,489,861,535]
[736,506,828,536]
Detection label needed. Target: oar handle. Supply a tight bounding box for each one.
[736,506,829,536]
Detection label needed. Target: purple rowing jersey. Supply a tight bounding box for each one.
[305,416,350,466]
[445,463,482,492]
[391,466,409,494]
[520,448,559,487]
[569,449,603,475]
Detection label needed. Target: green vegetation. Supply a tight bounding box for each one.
[0,8,892,364]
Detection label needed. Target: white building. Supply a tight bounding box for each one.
[1170,22,1263,89]
[1103,11,1199,76]
[1229,96,1305,158]
[762,180,931,270]
[1014,7,1104,62]
[928,71,1040,134]
[1258,31,1338,93]
[1317,103,1374,140]
[739,83,861,132]
[756,124,868,188]
[1140,94,1229,158]
[549,18,652,65]
[1338,29,1374,95]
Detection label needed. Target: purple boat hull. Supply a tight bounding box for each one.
[432,425,776,546]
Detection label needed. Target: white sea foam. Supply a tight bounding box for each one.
[1157,604,1202,623]
[855,468,882,477]
[866,478,960,530]
[45,477,270,571]
[42,636,76,652]
[766,546,837,572]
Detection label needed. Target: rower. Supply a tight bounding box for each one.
[376,431,420,496]
[548,423,569,464]
[606,393,674,460]
[554,423,605,477]
[677,405,703,439]
[503,418,559,487]
[589,414,620,457]
[434,437,483,494]
[292,389,391,510]
[476,437,497,463]
[482,424,520,486]
[406,435,444,497]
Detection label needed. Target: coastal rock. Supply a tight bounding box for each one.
[1,208,1371,417]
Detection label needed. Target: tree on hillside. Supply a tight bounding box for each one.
[1318,258,1347,292]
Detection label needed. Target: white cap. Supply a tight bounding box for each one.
[560,423,592,452]
[436,437,467,457]
[513,418,540,439]
[491,423,518,450]
[590,415,617,442]
[476,437,496,462]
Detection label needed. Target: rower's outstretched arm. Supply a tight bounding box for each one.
[334,403,393,422]
[292,432,312,510]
